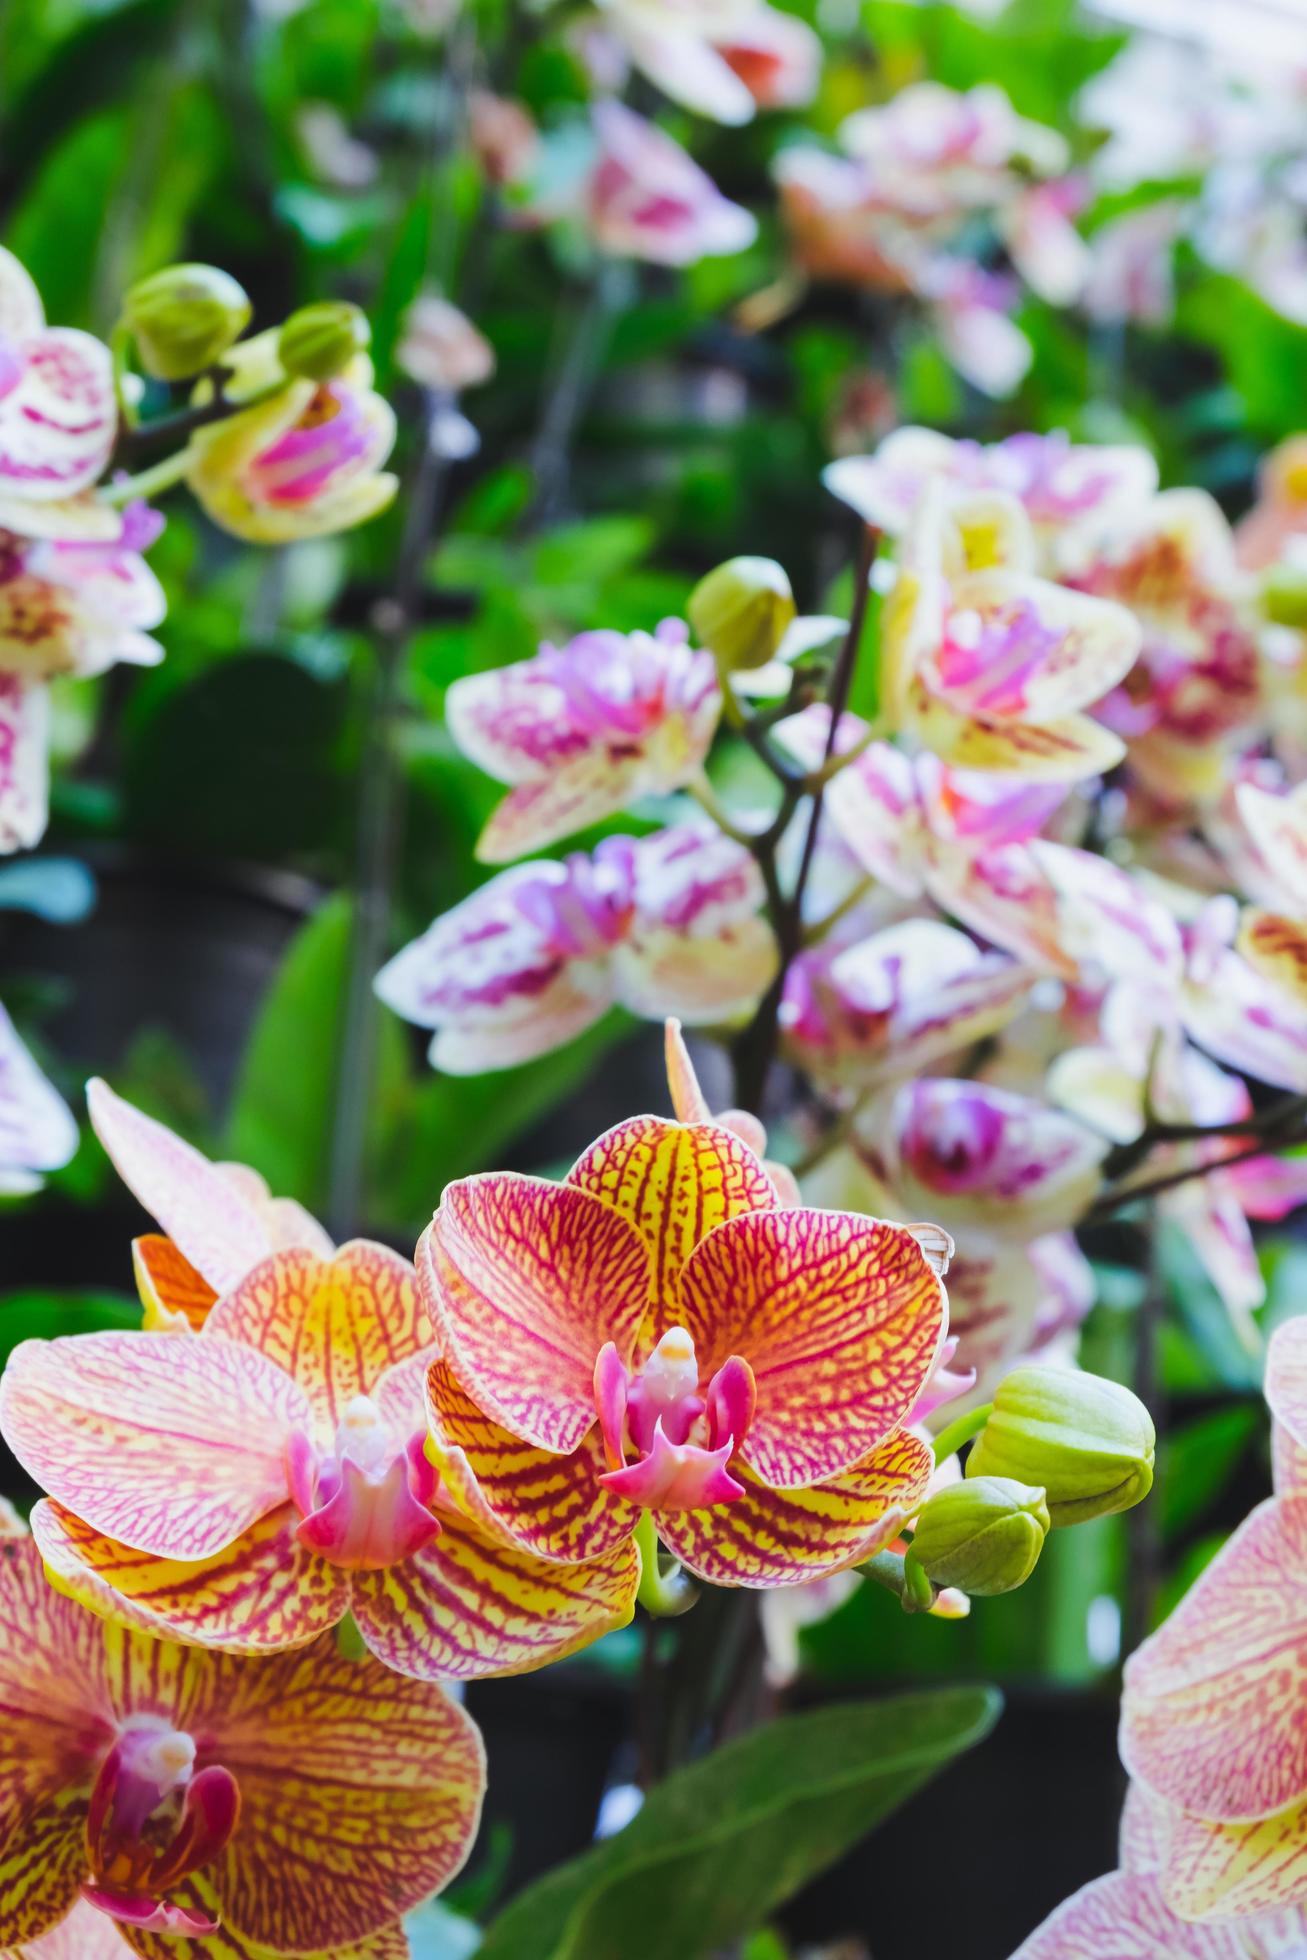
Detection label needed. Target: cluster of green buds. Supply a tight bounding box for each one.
[118,266,370,388]
[900,1365,1155,1609]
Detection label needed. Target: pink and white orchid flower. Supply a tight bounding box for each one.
[375,823,777,1074]
[0,1002,77,1195]
[446,617,720,863]
[583,103,757,265]
[0,246,117,536]
[594,0,820,126]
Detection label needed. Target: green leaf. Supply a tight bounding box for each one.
[476,1688,1000,1960]
[0,1290,138,1372]
[1159,1405,1259,1541]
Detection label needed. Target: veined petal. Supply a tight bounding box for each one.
[204,1242,427,1429]
[425,1358,637,1564]
[614,916,777,1025]
[1122,1497,1307,1822]
[1267,1320,1307,1457]
[1182,942,1307,1094]
[1238,910,1307,1007]
[679,1210,946,1489]
[567,1115,776,1345]
[476,756,645,865]
[421,1178,651,1454]
[1159,1798,1307,1923]
[931,571,1140,722]
[30,1500,349,1655]
[908,681,1126,782]
[0,1332,309,1560]
[656,1428,933,1586]
[0,1793,89,1952]
[924,839,1075,979]
[445,664,591,786]
[86,1081,273,1296]
[0,676,49,855]
[124,1888,410,1960]
[349,1513,638,1680]
[1009,1869,1256,1958]
[9,1898,134,1960]
[207,1647,483,1953]
[132,1236,217,1334]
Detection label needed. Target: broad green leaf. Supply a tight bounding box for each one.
[0,1290,138,1372]
[1159,1405,1259,1542]
[476,1688,1000,1960]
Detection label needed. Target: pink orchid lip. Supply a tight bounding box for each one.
[594,1330,756,1512]
[83,1719,240,1934]
[289,1396,442,1570]
[246,382,372,507]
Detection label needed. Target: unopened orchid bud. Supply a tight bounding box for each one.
[967,1365,1155,1526]
[1262,563,1307,629]
[278,301,371,381]
[688,556,796,672]
[121,264,252,380]
[910,1477,1049,1596]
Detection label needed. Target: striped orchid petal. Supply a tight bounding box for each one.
[125,1890,410,1959]
[204,1242,427,1430]
[5,1898,136,1959]
[87,1081,276,1296]
[30,1501,349,1655]
[1158,1798,1307,1923]
[1009,1867,1285,1957]
[1031,841,1184,985]
[925,573,1140,724]
[1122,1496,1307,1823]
[1238,910,1307,1007]
[0,1333,309,1560]
[476,754,652,867]
[1237,782,1307,917]
[0,675,49,856]
[425,1358,637,1564]
[0,322,116,502]
[677,1209,946,1489]
[349,1508,638,1680]
[567,1114,776,1337]
[201,1645,483,1953]
[421,1177,652,1453]
[656,1427,933,1586]
[906,679,1127,782]
[132,1236,217,1334]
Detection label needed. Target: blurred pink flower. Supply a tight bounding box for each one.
[586,103,757,265]
[0,1000,77,1195]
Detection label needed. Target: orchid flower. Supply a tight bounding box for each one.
[663,1016,800,1205]
[1116,1316,1307,1922]
[1234,779,1307,1006]
[0,1537,482,1952]
[883,488,1141,781]
[1236,435,1307,572]
[446,618,720,862]
[0,246,116,534]
[593,0,819,126]
[375,823,777,1074]
[87,1077,333,1332]
[0,1241,639,1679]
[185,330,397,544]
[7,1897,137,1959]
[421,1110,949,1587]
[0,1004,77,1195]
[582,103,757,266]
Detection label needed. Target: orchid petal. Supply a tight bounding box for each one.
[132,1235,217,1334]
[1158,1797,1307,1924]
[1122,1496,1307,1822]
[930,572,1139,723]
[679,1209,946,1489]
[1238,910,1307,1007]
[204,1241,428,1429]
[30,1500,349,1654]
[86,1080,273,1295]
[0,1002,77,1188]
[123,1889,410,1960]
[0,328,116,501]
[1238,783,1307,917]
[0,1332,309,1560]
[1009,1868,1259,1957]
[1266,1319,1307,1460]
[907,683,1127,782]
[421,1176,651,1454]
[476,756,647,865]
[656,1428,933,1586]
[0,676,49,855]
[425,1358,637,1564]
[6,1898,133,1960]
[663,1019,713,1124]
[614,916,777,1024]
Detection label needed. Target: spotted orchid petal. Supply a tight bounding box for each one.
[131,1236,218,1333]
[1009,1866,1286,1958]
[1237,783,1307,917]
[923,838,1074,978]
[4,1898,134,1959]
[0,1332,310,1560]
[615,915,776,1024]
[29,1501,349,1655]
[86,1081,277,1296]
[0,1538,112,1948]
[1122,1496,1307,1823]
[421,1177,652,1454]
[905,680,1126,782]
[348,1509,638,1680]
[1238,910,1307,1007]
[425,1357,638,1564]
[0,676,49,855]
[656,1427,933,1586]
[171,1642,483,1952]
[0,1002,77,1193]
[204,1242,427,1430]
[677,1209,946,1489]
[124,1891,411,1960]
[1157,1799,1307,1924]
[0,322,116,503]
[475,756,652,866]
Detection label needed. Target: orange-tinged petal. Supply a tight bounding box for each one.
[86,1080,273,1296]
[0,1332,309,1561]
[567,1115,776,1345]
[420,1178,651,1454]
[1238,910,1307,1007]
[30,1501,349,1655]
[1159,1796,1307,1923]
[125,1888,409,1960]
[202,1646,483,1953]
[678,1209,946,1489]
[349,1511,638,1679]
[1122,1496,1307,1822]
[425,1359,636,1564]
[656,1427,933,1586]
[204,1242,427,1430]
[664,1019,713,1123]
[132,1235,217,1333]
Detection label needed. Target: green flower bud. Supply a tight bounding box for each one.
[967,1366,1155,1527]
[688,556,796,673]
[121,264,252,381]
[278,302,371,382]
[1262,564,1307,630]
[910,1477,1049,1596]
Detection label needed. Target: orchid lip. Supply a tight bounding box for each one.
[83,1718,240,1933]
[289,1395,442,1570]
[594,1330,756,1512]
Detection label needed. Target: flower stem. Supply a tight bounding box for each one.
[101,446,198,507]
[931,1403,993,1466]
[634,1510,697,1618]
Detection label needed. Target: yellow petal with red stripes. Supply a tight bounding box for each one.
[132,1234,218,1333]
[30,1499,349,1654]
[205,1241,427,1429]
[1159,1795,1307,1922]
[656,1427,933,1585]
[8,1898,132,1960]
[1238,909,1307,1006]
[125,1889,409,1960]
[420,1178,652,1454]
[907,678,1126,782]
[679,1209,946,1489]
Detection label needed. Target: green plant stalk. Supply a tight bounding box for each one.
[634,1510,697,1618]
[931,1404,993,1467]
